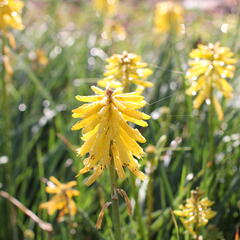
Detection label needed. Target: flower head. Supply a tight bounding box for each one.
[72,86,150,186]
[174,188,216,237]
[154,1,184,34]
[0,0,24,31]
[98,52,153,91]
[186,42,236,120]
[40,177,80,221]
[29,49,49,66]
[101,20,126,42]
[93,0,118,16]
[35,49,49,66]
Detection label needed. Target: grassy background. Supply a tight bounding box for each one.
[0,0,240,239]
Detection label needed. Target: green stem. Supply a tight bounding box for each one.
[208,91,215,168]
[147,161,154,240]
[63,190,74,240]
[171,34,193,188]
[1,32,16,240]
[129,175,146,240]
[109,161,122,240]
[201,88,215,193]
[1,33,13,173]
[1,34,9,153]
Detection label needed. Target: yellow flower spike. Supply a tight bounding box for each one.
[35,49,49,66]
[101,20,126,42]
[174,188,216,237]
[98,52,153,91]
[0,0,24,31]
[186,42,236,120]
[72,87,150,185]
[40,177,80,221]
[93,0,118,17]
[154,1,184,34]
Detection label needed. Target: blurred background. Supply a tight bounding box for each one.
[0,0,240,239]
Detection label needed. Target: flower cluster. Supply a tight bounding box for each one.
[101,20,126,42]
[93,0,118,16]
[98,51,153,91]
[72,86,150,185]
[154,1,184,34]
[186,42,236,120]
[40,177,80,221]
[174,188,216,237]
[0,0,24,31]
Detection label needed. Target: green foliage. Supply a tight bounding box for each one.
[0,1,240,240]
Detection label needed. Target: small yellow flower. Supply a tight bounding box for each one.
[72,86,150,186]
[174,188,216,237]
[35,49,49,66]
[0,0,24,31]
[93,0,118,16]
[186,42,236,120]
[154,1,184,34]
[101,20,126,42]
[98,52,153,91]
[40,177,80,221]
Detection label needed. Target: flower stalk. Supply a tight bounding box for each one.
[130,175,147,240]
[1,33,16,205]
[109,155,122,240]
[147,168,154,240]
[1,34,8,150]
[208,88,215,168]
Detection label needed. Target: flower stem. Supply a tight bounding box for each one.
[129,175,147,240]
[1,34,9,151]
[201,89,215,192]
[109,160,122,240]
[147,163,154,240]
[208,92,215,168]
[1,32,17,240]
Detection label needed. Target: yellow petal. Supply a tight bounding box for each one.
[49,176,62,186]
[215,78,233,99]
[77,134,96,156]
[121,108,150,120]
[6,32,16,49]
[45,186,59,194]
[75,95,103,102]
[213,96,224,121]
[91,86,105,95]
[113,110,146,143]
[72,102,103,118]
[123,114,148,127]
[119,128,144,159]
[132,79,153,88]
[111,142,125,179]
[193,89,208,109]
[85,166,104,186]
[71,114,99,131]
[81,125,99,141]
[66,181,78,188]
